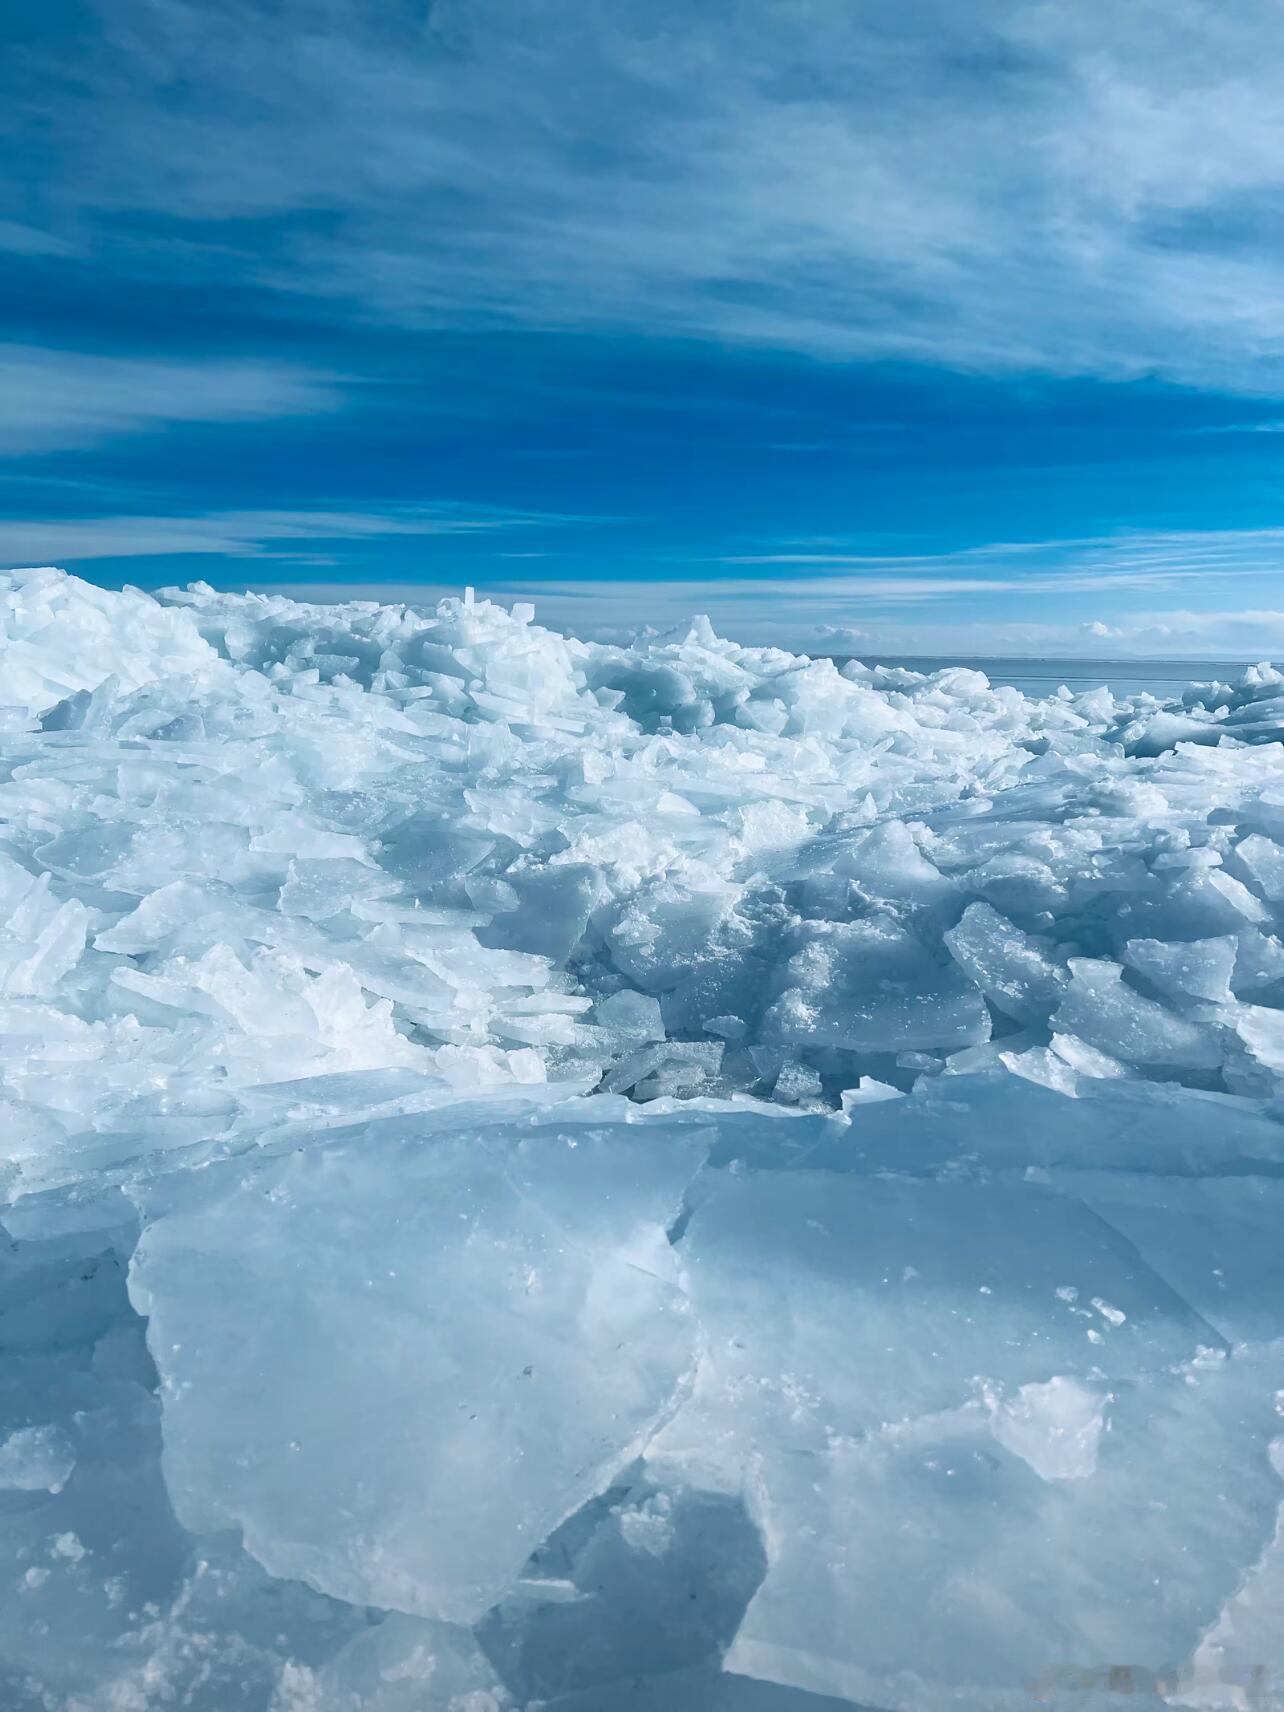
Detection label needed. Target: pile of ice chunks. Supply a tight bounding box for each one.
[3,565,1284,1709]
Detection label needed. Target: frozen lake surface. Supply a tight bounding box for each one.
[3,568,1284,1710]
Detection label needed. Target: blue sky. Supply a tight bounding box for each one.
[5,0,1284,653]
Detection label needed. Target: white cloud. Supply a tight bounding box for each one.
[16,0,1284,388]
[719,527,1284,590]
[0,347,339,454]
[0,221,71,257]
[0,502,590,564]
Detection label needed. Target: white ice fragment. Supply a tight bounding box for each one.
[1207,867,1270,923]
[1052,959,1221,1069]
[2,899,88,995]
[1000,1043,1080,1094]
[834,820,953,905]
[1233,833,1284,902]
[839,1078,903,1112]
[1119,709,1225,755]
[278,859,401,920]
[773,1061,823,1103]
[1049,1032,1130,1079]
[984,1376,1109,1481]
[257,828,373,869]
[1233,928,1284,993]
[944,901,1066,1022]
[617,1492,676,1558]
[703,1013,747,1040]
[1236,1004,1284,1073]
[1123,934,1238,1004]
[94,880,213,952]
[592,989,665,1041]
[0,565,219,712]
[0,1426,76,1493]
[0,852,39,915]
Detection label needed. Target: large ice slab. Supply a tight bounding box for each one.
[651,1154,1281,1708]
[128,1105,706,1623]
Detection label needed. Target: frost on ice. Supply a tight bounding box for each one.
[3,567,1284,1708]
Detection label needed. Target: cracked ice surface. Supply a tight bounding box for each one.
[3,568,1284,1709]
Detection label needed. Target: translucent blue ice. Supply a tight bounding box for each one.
[3,567,1284,1708]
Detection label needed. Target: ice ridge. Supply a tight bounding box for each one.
[2,566,1284,1709]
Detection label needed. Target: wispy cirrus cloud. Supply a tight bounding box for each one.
[0,501,595,565]
[0,346,340,454]
[10,0,1284,390]
[0,220,71,257]
[254,523,1284,653]
[720,527,1284,586]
